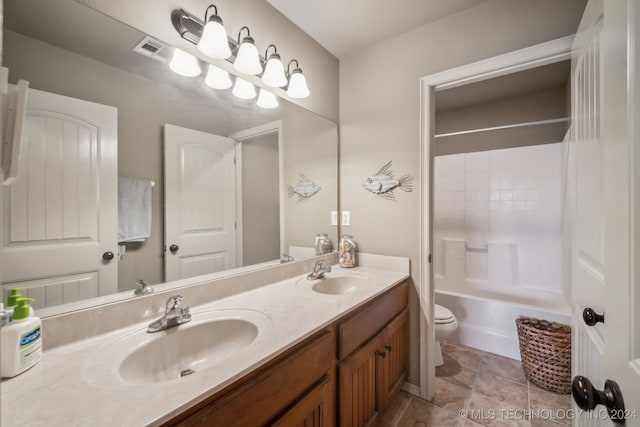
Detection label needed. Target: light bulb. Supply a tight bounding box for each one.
[205,64,232,90]
[232,77,257,100]
[197,12,231,59]
[287,70,310,98]
[262,54,287,87]
[234,37,262,75]
[256,89,279,109]
[169,48,201,77]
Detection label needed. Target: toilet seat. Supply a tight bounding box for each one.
[435,304,455,324]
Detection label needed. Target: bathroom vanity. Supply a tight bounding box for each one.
[0,255,409,427]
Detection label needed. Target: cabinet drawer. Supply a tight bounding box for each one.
[172,329,334,426]
[271,375,334,427]
[337,281,408,360]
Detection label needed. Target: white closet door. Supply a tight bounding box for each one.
[1,88,118,308]
[164,124,236,281]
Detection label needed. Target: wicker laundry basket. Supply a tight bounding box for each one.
[516,316,571,394]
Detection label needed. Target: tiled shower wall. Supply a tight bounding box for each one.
[434,143,563,294]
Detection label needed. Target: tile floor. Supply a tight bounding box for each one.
[380,340,573,427]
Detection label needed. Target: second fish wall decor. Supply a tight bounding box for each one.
[362,161,413,200]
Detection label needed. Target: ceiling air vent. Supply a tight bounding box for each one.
[133,36,171,63]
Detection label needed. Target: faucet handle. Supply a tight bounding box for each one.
[165,295,184,312]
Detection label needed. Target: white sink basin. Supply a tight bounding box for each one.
[297,271,373,295]
[83,308,271,386]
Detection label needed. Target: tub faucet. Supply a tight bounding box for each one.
[134,279,154,296]
[307,259,331,280]
[147,295,191,333]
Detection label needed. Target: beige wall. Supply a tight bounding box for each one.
[76,0,339,122]
[339,0,586,386]
[435,85,569,155]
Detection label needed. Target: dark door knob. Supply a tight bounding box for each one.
[169,244,179,253]
[102,251,114,261]
[385,345,392,352]
[583,307,605,326]
[572,376,625,424]
[377,350,386,358]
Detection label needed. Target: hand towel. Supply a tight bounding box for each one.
[118,177,153,243]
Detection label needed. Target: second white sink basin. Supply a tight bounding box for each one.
[83,308,272,386]
[297,271,373,295]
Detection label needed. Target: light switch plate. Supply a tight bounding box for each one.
[341,211,350,226]
[331,211,338,226]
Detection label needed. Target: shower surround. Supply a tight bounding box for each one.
[434,143,571,359]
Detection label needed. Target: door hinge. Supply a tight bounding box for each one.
[428,254,432,264]
[234,221,237,230]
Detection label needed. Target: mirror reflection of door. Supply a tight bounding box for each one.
[1,88,118,309]
[163,124,237,281]
[231,122,282,267]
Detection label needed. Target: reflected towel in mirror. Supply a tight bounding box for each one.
[118,177,153,243]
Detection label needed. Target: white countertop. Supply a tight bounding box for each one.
[1,262,409,427]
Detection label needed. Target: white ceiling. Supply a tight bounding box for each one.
[265,0,487,58]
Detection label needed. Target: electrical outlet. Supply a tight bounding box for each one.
[331,211,338,226]
[341,211,351,226]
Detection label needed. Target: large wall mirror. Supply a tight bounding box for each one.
[1,0,338,316]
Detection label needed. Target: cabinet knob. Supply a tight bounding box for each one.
[385,345,392,352]
[377,350,386,359]
[169,244,179,253]
[102,251,114,261]
[572,376,625,424]
[582,307,605,326]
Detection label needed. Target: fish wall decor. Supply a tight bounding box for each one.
[288,174,321,202]
[362,161,413,200]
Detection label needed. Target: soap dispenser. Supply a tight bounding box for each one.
[1,298,42,378]
[5,288,22,320]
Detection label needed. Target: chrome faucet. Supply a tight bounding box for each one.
[280,253,295,264]
[307,259,332,280]
[134,279,154,296]
[147,295,192,333]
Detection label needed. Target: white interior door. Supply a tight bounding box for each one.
[571,0,640,424]
[164,124,236,281]
[0,88,118,309]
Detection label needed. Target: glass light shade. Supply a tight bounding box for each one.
[205,65,232,90]
[233,38,263,75]
[261,55,287,87]
[169,48,201,77]
[232,77,257,100]
[286,70,310,98]
[197,17,231,59]
[256,89,279,109]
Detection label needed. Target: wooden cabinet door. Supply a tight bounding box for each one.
[271,375,334,427]
[379,309,409,412]
[338,334,383,427]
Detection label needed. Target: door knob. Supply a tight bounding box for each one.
[377,350,386,358]
[102,251,114,261]
[582,307,605,326]
[385,345,392,352]
[572,376,625,424]
[169,244,179,253]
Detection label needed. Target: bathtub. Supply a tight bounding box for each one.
[435,281,571,360]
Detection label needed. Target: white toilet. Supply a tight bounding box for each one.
[434,304,458,367]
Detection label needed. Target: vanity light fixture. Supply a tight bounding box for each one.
[262,45,287,88]
[197,5,231,59]
[286,59,310,99]
[169,48,201,77]
[256,88,279,109]
[205,64,232,90]
[232,77,257,99]
[233,27,263,75]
